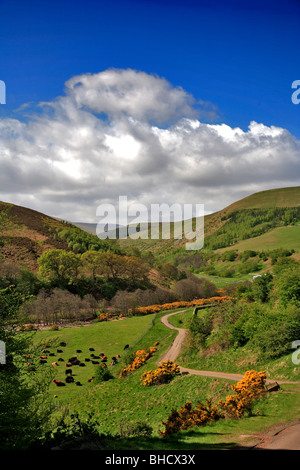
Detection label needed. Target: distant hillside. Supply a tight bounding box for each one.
[0,202,121,271]
[119,186,300,258]
[1,186,299,271]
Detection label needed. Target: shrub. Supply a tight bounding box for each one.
[141,360,180,386]
[160,399,222,438]
[218,370,266,419]
[221,250,237,262]
[159,370,266,438]
[119,420,153,439]
[94,363,114,383]
[119,344,158,378]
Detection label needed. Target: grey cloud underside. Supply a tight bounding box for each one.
[0,69,299,221]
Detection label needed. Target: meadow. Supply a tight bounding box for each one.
[31,308,300,450]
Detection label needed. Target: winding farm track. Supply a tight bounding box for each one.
[159,309,300,449]
[158,310,300,385]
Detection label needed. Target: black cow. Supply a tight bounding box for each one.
[66,376,74,383]
[124,344,129,350]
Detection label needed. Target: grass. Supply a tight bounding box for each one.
[195,272,254,288]
[217,225,300,254]
[34,314,156,400]
[32,307,300,450]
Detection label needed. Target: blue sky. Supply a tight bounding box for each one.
[1,0,299,135]
[0,0,299,221]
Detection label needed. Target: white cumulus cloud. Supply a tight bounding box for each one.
[0,68,299,223]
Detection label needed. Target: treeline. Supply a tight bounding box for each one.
[0,247,220,325]
[189,257,300,360]
[108,273,218,316]
[203,207,300,250]
[176,247,295,278]
[55,226,122,254]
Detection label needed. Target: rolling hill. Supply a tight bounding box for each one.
[1,186,299,272]
[118,186,300,259]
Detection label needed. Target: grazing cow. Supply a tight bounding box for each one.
[65,369,72,375]
[76,349,82,353]
[57,349,63,353]
[124,344,129,350]
[116,354,121,358]
[75,381,82,386]
[79,363,86,367]
[93,355,100,359]
[40,359,47,364]
[49,353,55,357]
[44,344,50,348]
[89,348,95,351]
[92,360,99,365]
[55,381,65,387]
[52,362,58,366]
[65,363,72,367]
[84,358,90,362]
[39,355,47,359]
[87,378,93,382]
[58,358,64,362]
[59,342,66,347]
[66,376,74,383]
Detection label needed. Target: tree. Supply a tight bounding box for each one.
[124,256,149,283]
[251,272,273,302]
[38,249,82,285]
[275,265,300,307]
[81,250,105,280]
[97,253,127,280]
[0,316,52,449]
[161,263,179,280]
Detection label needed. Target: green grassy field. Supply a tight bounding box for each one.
[32,308,300,450]
[34,314,156,399]
[217,225,300,254]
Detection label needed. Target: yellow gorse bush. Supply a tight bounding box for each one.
[128,296,234,316]
[218,370,266,419]
[119,343,158,378]
[160,370,267,437]
[160,399,222,438]
[141,360,180,386]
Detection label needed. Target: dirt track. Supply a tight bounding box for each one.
[159,309,300,450]
[159,310,299,384]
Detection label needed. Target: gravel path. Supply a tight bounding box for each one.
[159,309,300,450]
[159,310,300,384]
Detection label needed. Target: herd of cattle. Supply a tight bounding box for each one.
[26,341,123,387]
